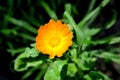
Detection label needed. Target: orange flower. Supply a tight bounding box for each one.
[36,19,73,59]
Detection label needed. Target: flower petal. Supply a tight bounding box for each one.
[36,19,73,59]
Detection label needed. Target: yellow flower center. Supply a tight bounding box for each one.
[48,36,61,47]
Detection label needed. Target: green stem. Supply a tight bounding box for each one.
[87,0,96,13]
[40,1,58,20]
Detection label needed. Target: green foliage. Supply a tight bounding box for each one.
[0,0,120,80]
[14,44,41,71]
[40,1,58,20]
[44,60,67,80]
[84,71,111,80]
[5,15,37,34]
[95,52,120,64]
[67,63,77,77]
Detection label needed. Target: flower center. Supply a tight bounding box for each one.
[48,36,61,47]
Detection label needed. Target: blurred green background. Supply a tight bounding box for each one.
[0,0,120,80]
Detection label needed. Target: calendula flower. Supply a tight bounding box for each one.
[36,19,73,59]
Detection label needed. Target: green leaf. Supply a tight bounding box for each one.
[69,48,77,61]
[44,60,67,80]
[84,28,100,37]
[21,10,41,27]
[14,52,28,71]
[18,33,35,41]
[91,37,110,45]
[92,34,119,45]
[104,10,117,29]
[109,37,120,44]
[14,46,41,71]
[84,71,111,80]
[95,52,120,64]
[78,0,110,28]
[87,0,96,13]
[80,51,96,63]
[64,11,84,45]
[14,53,43,71]
[77,51,96,70]
[25,47,39,58]
[5,15,37,34]
[40,1,58,20]
[82,28,101,48]
[7,47,25,56]
[0,28,18,36]
[65,3,72,15]
[67,63,77,77]
[78,6,100,28]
